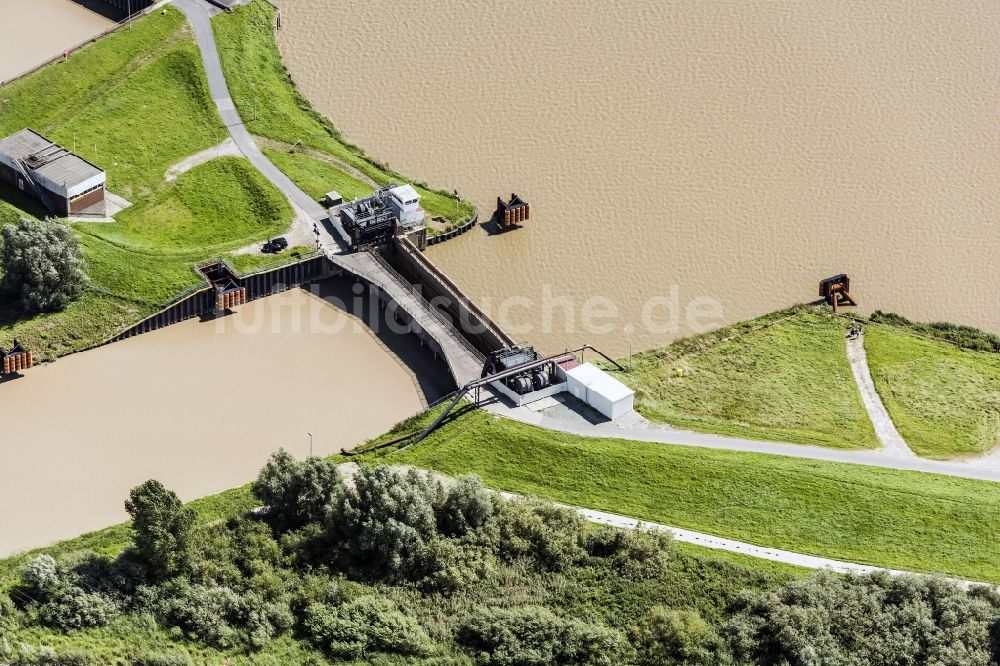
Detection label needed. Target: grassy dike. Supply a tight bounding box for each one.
[623,307,879,449]
[382,407,1000,583]
[865,320,1000,459]
[211,0,476,230]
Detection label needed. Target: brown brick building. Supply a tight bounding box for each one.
[0,129,106,218]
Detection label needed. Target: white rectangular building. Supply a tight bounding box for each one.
[387,183,424,227]
[565,362,635,420]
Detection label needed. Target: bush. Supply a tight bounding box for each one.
[459,606,627,666]
[438,474,494,537]
[725,571,999,665]
[331,465,441,577]
[39,585,119,630]
[585,527,672,578]
[125,480,196,581]
[1,218,88,313]
[495,498,585,572]
[303,596,433,659]
[21,554,61,598]
[156,582,292,650]
[632,607,721,665]
[419,535,497,594]
[252,450,343,532]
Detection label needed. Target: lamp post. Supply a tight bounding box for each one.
[623,325,634,372]
[307,432,313,458]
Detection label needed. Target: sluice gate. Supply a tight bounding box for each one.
[112,254,334,342]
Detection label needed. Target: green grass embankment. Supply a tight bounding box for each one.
[865,324,1000,459]
[623,307,878,449]
[0,9,300,357]
[390,407,1000,583]
[212,1,476,229]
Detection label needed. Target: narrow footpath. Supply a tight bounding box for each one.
[172,0,349,250]
[846,333,913,457]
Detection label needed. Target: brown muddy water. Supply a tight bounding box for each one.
[278,0,1000,356]
[0,0,113,83]
[0,287,446,556]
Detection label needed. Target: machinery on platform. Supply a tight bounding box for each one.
[198,261,246,312]
[494,193,530,231]
[1,340,32,375]
[340,189,399,250]
[819,274,857,313]
[482,344,554,395]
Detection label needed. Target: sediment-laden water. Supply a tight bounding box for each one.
[0,288,432,556]
[277,0,1000,356]
[0,0,113,83]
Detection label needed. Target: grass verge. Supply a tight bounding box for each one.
[212,0,476,227]
[390,407,1000,583]
[624,307,878,449]
[865,324,1000,459]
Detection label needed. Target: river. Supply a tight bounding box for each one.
[277,0,1000,356]
[0,0,114,84]
[0,286,449,556]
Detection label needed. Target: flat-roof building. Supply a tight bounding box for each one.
[387,184,424,227]
[565,362,635,421]
[0,129,106,217]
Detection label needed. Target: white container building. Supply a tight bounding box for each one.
[387,183,424,227]
[565,362,635,421]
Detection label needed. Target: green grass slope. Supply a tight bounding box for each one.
[78,158,291,254]
[865,325,1000,459]
[392,408,1000,583]
[625,308,878,449]
[0,8,225,198]
[263,148,373,202]
[212,0,476,228]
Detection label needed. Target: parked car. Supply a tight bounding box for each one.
[262,237,289,254]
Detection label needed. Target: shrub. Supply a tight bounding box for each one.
[438,474,494,537]
[303,596,433,659]
[419,535,497,593]
[632,607,721,665]
[725,571,999,665]
[459,605,627,666]
[39,585,119,630]
[585,527,672,578]
[125,480,196,581]
[21,555,61,598]
[156,582,292,650]
[331,465,441,577]
[252,450,343,532]
[1,218,88,313]
[495,498,586,572]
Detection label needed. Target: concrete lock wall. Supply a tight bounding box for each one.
[389,237,513,356]
[113,256,333,342]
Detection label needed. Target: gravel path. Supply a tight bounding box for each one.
[846,333,914,457]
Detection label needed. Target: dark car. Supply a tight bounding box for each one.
[262,237,289,254]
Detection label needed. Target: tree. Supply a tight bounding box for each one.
[1,218,87,313]
[252,449,342,532]
[633,607,720,665]
[331,465,440,577]
[438,474,494,537]
[125,480,195,581]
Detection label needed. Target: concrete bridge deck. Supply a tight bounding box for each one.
[326,250,486,387]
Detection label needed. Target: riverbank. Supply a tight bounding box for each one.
[0,287,430,557]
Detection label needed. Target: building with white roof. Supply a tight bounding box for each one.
[387,183,424,227]
[565,362,635,420]
[0,129,106,217]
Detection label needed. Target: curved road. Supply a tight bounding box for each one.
[172,0,998,581]
[173,0,350,250]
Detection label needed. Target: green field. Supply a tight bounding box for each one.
[865,324,1000,459]
[262,148,373,203]
[212,1,476,229]
[77,158,291,254]
[389,408,1000,583]
[0,9,225,198]
[624,308,878,449]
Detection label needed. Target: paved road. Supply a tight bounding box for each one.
[175,0,1000,487]
[173,0,350,250]
[485,397,1000,483]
